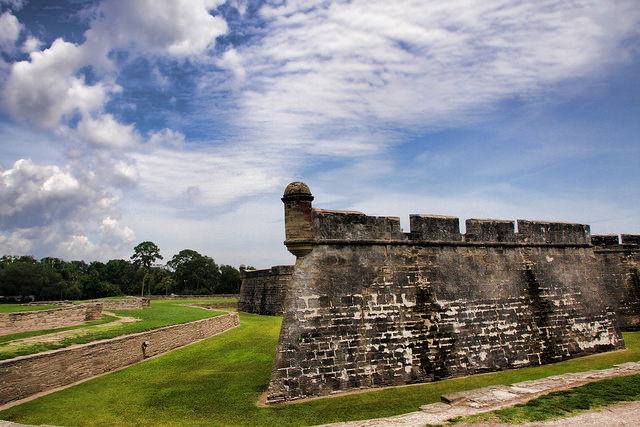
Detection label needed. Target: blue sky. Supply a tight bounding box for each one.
[0,0,639,268]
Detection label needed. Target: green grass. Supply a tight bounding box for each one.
[0,304,61,313]
[454,373,640,424]
[1,316,639,427]
[0,300,224,360]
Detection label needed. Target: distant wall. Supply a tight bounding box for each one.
[89,298,150,310]
[151,294,239,300]
[238,266,293,316]
[0,312,239,406]
[268,183,625,403]
[592,234,640,330]
[0,303,102,336]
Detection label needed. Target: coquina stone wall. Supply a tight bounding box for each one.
[592,234,640,330]
[266,182,626,403]
[89,297,150,310]
[238,265,293,316]
[0,311,239,406]
[0,303,102,336]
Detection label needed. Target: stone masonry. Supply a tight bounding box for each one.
[238,265,293,316]
[591,234,640,330]
[266,182,626,403]
[0,303,102,336]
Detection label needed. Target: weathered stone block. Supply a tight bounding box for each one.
[410,215,462,241]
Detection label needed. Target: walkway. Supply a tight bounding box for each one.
[321,361,640,426]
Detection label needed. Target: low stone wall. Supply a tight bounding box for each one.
[90,298,150,310]
[151,294,239,300]
[0,311,239,405]
[0,303,102,336]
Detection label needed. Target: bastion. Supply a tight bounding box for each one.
[266,182,629,403]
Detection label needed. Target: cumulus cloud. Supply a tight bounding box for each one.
[3,39,114,128]
[89,0,228,56]
[76,114,140,149]
[0,11,21,52]
[0,158,135,260]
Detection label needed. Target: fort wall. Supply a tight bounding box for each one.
[266,182,626,403]
[0,311,239,406]
[0,303,102,336]
[238,266,293,316]
[592,234,640,330]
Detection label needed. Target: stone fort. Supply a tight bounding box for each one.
[243,182,639,403]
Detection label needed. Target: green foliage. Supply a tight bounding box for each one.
[167,249,219,294]
[1,243,244,301]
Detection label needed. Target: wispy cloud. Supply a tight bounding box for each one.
[0,0,638,264]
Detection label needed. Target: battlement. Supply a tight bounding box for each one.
[410,215,462,241]
[465,219,516,242]
[516,220,590,245]
[591,234,640,249]
[282,183,596,258]
[313,208,404,240]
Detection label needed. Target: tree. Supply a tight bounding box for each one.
[167,249,220,294]
[131,241,163,296]
[219,265,241,294]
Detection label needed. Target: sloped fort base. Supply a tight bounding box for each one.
[266,182,627,403]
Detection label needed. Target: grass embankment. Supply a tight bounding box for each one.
[0,299,226,361]
[449,373,640,424]
[1,313,639,427]
[0,304,61,313]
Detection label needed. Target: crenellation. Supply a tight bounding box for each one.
[516,220,591,245]
[621,234,640,246]
[465,219,516,243]
[313,209,404,240]
[592,234,620,247]
[409,214,462,242]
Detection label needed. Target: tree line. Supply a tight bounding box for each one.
[0,241,244,301]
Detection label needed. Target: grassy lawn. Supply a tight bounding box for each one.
[0,300,225,361]
[1,313,639,427]
[450,373,640,424]
[0,304,61,313]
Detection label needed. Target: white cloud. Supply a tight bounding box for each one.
[3,39,113,129]
[0,11,21,52]
[99,216,135,247]
[21,36,42,53]
[0,158,135,260]
[223,0,640,155]
[131,145,286,207]
[89,0,228,56]
[76,114,140,149]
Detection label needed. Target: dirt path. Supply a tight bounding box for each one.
[319,361,640,427]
